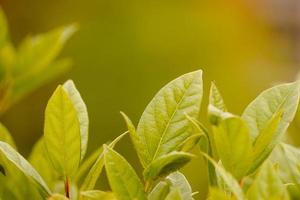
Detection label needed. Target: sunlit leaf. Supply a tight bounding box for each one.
[104,145,147,200]
[136,70,203,167]
[213,116,252,180]
[0,141,51,197]
[166,171,194,200]
[44,85,81,177]
[63,80,89,161]
[148,181,170,200]
[81,132,127,190]
[247,162,289,200]
[80,190,116,200]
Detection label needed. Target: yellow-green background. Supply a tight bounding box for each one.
[1,0,299,198]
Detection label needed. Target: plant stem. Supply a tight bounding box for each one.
[65,176,70,198]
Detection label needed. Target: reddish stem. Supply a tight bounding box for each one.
[65,176,70,198]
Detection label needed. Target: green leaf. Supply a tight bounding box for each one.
[247,162,289,200]
[11,25,76,104]
[104,145,147,200]
[271,143,300,197]
[81,132,127,190]
[143,151,194,181]
[63,80,89,161]
[248,111,282,174]
[165,189,182,200]
[80,190,116,200]
[148,181,170,200]
[202,153,245,200]
[28,137,58,187]
[0,141,51,197]
[242,81,300,142]
[136,70,203,167]
[166,171,194,200]
[0,123,16,148]
[75,146,103,185]
[213,116,252,180]
[44,85,81,177]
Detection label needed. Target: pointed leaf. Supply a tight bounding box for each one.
[104,146,147,200]
[248,111,282,174]
[44,85,81,177]
[213,116,252,180]
[81,132,127,190]
[202,153,245,200]
[143,151,194,181]
[0,141,51,197]
[247,162,289,200]
[165,189,182,200]
[242,81,300,142]
[208,82,227,125]
[136,70,203,167]
[63,80,89,161]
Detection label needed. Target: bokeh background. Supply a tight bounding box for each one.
[1,0,300,198]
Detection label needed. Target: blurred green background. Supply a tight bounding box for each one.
[1,0,299,198]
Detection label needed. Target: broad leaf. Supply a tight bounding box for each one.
[63,80,89,161]
[208,187,233,200]
[248,111,282,174]
[247,162,289,200]
[143,151,194,181]
[44,85,81,177]
[202,153,245,200]
[136,70,203,167]
[213,116,252,180]
[0,141,51,197]
[81,132,127,190]
[242,81,300,141]
[104,145,147,200]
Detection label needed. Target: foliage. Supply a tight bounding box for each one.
[1,7,300,200]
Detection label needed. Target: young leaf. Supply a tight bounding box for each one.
[242,81,300,141]
[213,116,252,180]
[136,70,203,167]
[208,82,227,125]
[166,171,194,200]
[247,162,289,200]
[0,123,16,149]
[80,190,116,200]
[202,153,245,200]
[143,151,194,181]
[44,85,81,177]
[63,80,89,161]
[0,141,51,197]
[80,132,127,190]
[12,25,77,104]
[104,145,147,200]
[248,111,282,174]
[29,137,58,187]
[75,146,103,184]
